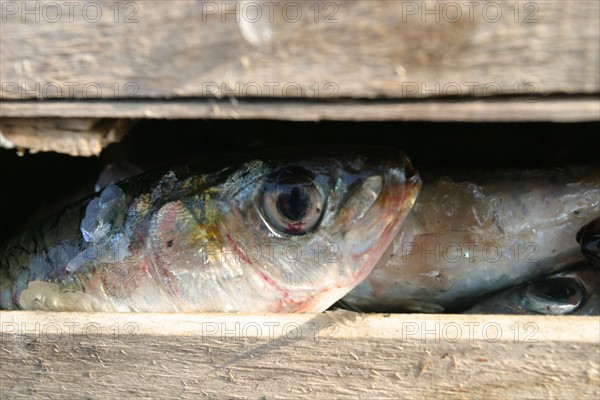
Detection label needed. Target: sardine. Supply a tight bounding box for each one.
[577,217,600,267]
[344,168,600,312]
[0,147,420,312]
[463,265,599,315]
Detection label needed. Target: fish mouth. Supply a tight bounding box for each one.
[342,159,421,290]
[300,165,421,312]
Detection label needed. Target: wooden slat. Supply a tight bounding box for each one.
[1,98,599,122]
[1,0,598,100]
[1,311,598,399]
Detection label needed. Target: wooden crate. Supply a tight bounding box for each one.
[0,1,599,398]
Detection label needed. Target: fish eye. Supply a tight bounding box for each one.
[262,167,325,236]
[577,218,600,267]
[521,277,584,315]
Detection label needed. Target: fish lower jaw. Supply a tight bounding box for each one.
[292,286,354,313]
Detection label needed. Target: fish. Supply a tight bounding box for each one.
[343,167,600,312]
[0,147,420,312]
[463,264,599,315]
[577,217,600,267]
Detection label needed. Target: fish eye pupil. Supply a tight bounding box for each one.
[532,280,576,301]
[262,166,325,236]
[277,186,309,221]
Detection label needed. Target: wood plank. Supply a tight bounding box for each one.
[1,98,599,122]
[1,311,599,399]
[1,0,598,100]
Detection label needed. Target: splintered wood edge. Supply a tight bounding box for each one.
[0,118,138,156]
[1,311,598,343]
[1,98,599,122]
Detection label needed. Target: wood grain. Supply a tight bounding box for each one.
[1,0,598,100]
[1,311,599,399]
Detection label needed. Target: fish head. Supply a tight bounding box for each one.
[577,217,600,267]
[156,147,420,312]
[465,266,600,315]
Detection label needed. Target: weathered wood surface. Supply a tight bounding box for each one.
[1,0,599,100]
[1,97,599,122]
[1,97,598,156]
[1,312,599,399]
[0,118,136,156]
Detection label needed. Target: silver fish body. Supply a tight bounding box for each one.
[344,167,600,312]
[463,265,600,315]
[0,147,420,312]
